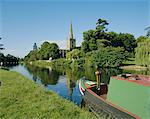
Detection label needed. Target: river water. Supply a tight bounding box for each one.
[9,64,150,118]
[9,64,82,105]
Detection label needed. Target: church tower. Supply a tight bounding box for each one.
[33,43,37,51]
[67,21,76,50]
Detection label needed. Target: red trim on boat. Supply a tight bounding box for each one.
[112,75,150,86]
[85,83,96,89]
[87,89,141,119]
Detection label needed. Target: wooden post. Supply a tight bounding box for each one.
[95,69,101,89]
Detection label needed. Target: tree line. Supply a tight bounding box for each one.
[24,42,59,61]
[0,53,19,64]
[24,18,150,68]
[0,38,19,66]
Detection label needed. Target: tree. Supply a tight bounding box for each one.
[0,53,5,62]
[119,33,137,52]
[49,43,59,59]
[66,49,84,60]
[39,42,51,60]
[108,33,137,53]
[145,26,150,38]
[0,38,4,51]
[136,36,147,43]
[95,18,109,40]
[97,39,111,48]
[81,19,109,53]
[96,18,109,32]
[85,47,128,67]
[38,42,59,60]
[24,41,60,61]
[81,30,97,52]
[135,39,150,67]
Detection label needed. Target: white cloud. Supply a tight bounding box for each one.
[2,49,15,55]
[39,40,67,49]
[2,49,21,57]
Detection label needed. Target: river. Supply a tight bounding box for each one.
[9,64,150,118]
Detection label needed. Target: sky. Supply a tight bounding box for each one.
[0,0,149,58]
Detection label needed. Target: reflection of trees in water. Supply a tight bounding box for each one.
[26,65,59,86]
[33,75,37,82]
[84,66,96,81]
[66,67,84,81]
[66,78,76,100]
[65,67,85,99]
[101,68,122,84]
[84,67,122,84]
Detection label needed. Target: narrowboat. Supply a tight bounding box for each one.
[78,74,149,119]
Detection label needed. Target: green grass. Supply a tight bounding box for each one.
[0,69,96,119]
[123,58,136,66]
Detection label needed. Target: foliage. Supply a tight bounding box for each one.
[135,39,150,67]
[85,47,129,67]
[26,65,59,85]
[96,18,109,32]
[5,54,19,62]
[0,53,19,64]
[0,37,4,50]
[118,33,137,52]
[24,42,59,61]
[24,50,39,61]
[136,36,147,43]
[81,19,137,54]
[0,53,5,62]
[39,42,59,60]
[97,39,111,49]
[0,69,96,119]
[81,30,97,52]
[66,49,85,60]
[145,26,150,38]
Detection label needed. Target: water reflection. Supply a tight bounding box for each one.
[84,66,122,84]
[26,65,59,85]
[9,64,150,107]
[24,64,83,105]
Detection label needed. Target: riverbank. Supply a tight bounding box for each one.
[0,69,96,119]
[29,59,149,71]
[121,58,148,71]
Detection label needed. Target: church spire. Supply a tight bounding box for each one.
[69,21,73,39]
[67,21,76,51]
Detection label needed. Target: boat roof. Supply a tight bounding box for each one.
[111,74,150,86]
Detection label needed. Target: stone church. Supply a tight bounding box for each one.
[59,22,76,58]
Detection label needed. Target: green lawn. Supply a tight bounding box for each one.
[123,58,136,66]
[0,69,96,119]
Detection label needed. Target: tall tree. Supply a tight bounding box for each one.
[0,38,4,51]
[49,43,59,59]
[136,36,147,43]
[81,18,109,52]
[38,42,59,60]
[96,18,109,32]
[145,26,150,38]
[95,18,109,40]
[135,39,150,67]
[82,30,97,52]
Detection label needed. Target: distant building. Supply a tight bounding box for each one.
[59,49,67,58]
[59,21,76,58]
[67,21,76,50]
[33,43,37,51]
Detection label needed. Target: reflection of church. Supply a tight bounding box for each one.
[59,22,76,58]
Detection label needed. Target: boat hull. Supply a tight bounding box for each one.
[79,78,140,119]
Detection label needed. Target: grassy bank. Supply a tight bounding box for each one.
[122,58,148,71]
[0,69,96,119]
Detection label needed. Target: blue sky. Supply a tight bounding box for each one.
[1,0,149,58]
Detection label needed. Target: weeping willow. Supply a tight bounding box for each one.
[135,39,150,67]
